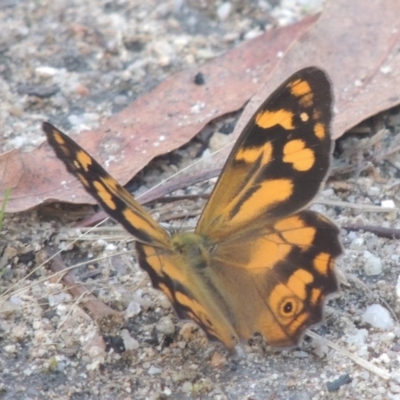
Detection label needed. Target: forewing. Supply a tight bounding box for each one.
[196,67,333,241]
[209,210,342,347]
[43,122,170,247]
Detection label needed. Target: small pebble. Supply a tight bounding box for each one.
[381,332,396,343]
[345,329,368,345]
[75,83,90,96]
[35,66,58,77]
[362,304,394,330]
[288,390,311,400]
[163,387,172,396]
[217,2,232,21]
[68,114,83,127]
[48,292,69,307]
[390,382,400,394]
[0,301,21,317]
[181,381,193,393]
[209,131,231,152]
[381,199,395,208]
[114,95,128,106]
[379,353,391,363]
[156,316,175,335]
[326,374,352,392]
[120,329,139,351]
[391,371,400,384]
[367,186,380,196]
[4,344,17,354]
[293,350,309,358]
[381,65,393,75]
[363,251,383,276]
[210,351,227,368]
[350,237,364,251]
[125,301,141,319]
[148,365,162,375]
[10,325,27,341]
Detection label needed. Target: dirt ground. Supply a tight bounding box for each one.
[2,1,400,399]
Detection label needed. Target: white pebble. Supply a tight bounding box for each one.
[120,329,139,351]
[217,2,232,21]
[350,237,364,251]
[181,381,193,393]
[345,329,369,345]
[104,243,117,252]
[35,66,58,77]
[368,186,380,196]
[362,304,394,330]
[392,371,400,384]
[4,344,17,354]
[392,254,400,262]
[0,300,21,317]
[363,251,383,276]
[68,114,83,127]
[125,301,141,319]
[148,365,162,375]
[244,29,262,40]
[163,387,172,396]
[381,332,396,343]
[82,112,100,124]
[381,199,395,208]
[48,292,69,307]
[156,316,175,335]
[380,65,393,75]
[209,131,231,152]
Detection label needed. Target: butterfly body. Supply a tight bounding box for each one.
[43,66,342,352]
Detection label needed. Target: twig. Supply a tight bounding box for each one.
[48,250,122,319]
[320,199,400,213]
[306,330,390,380]
[342,225,400,239]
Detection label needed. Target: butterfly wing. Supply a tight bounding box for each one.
[208,210,341,347]
[44,122,238,348]
[196,67,333,242]
[43,122,170,248]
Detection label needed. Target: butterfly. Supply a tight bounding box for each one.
[43,66,342,351]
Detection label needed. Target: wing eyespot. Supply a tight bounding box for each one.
[283,301,293,314]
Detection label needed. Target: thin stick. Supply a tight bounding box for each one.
[343,225,400,239]
[319,199,400,213]
[306,330,391,380]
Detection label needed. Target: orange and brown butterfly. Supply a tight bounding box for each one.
[43,66,342,351]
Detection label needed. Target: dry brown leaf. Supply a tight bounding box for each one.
[0,16,317,212]
[3,0,400,213]
[237,0,400,142]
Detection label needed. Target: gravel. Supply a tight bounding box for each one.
[2,1,400,399]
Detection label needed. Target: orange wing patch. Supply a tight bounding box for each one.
[283,139,315,172]
[288,79,314,107]
[314,122,326,139]
[256,109,295,130]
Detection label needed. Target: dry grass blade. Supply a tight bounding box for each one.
[306,331,391,380]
